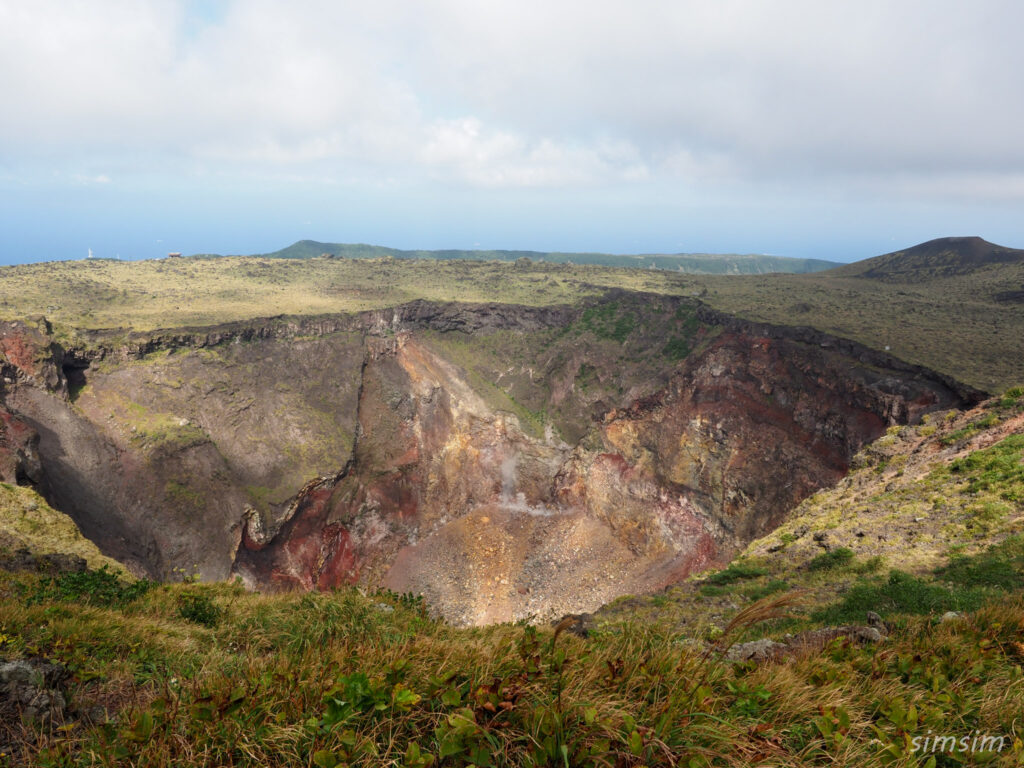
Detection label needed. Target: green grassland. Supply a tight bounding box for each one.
[1,251,1022,392]
[0,257,697,333]
[687,260,1024,394]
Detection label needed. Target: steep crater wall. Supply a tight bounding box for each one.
[0,297,980,621]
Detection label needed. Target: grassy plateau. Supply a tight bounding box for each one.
[1,244,1021,392]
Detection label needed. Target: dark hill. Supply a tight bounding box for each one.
[829,236,1024,282]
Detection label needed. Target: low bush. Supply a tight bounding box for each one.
[25,565,152,608]
[177,592,222,627]
[807,547,855,572]
[813,569,989,624]
[937,535,1024,590]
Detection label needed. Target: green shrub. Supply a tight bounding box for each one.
[808,548,855,572]
[940,413,1002,446]
[698,584,732,597]
[743,579,790,600]
[852,555,884,575]
[1002,385,1024,401]
[177,592,222,627]
[813,570,988,624]
[662,337,691,360]
[579,302,636,342]
[950,433,1024,500]
[26,565,152,608]
[936,535,1024,590]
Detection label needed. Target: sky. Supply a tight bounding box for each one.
[2,1,1023,265]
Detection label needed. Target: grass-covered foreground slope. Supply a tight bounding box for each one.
[1,568,1022,766]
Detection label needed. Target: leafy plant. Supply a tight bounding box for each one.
[177,592,222,627]
[25,565,152,608]
[813,569,988,623]
[807,547,855,571]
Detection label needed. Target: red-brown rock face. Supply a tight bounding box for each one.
[232,323,971,624]
[233,333,573,605]
[0,402,41,485]
[567,330,951,548]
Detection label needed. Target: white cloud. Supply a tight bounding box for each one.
[1,0,1023,196]
[417,118,647,187]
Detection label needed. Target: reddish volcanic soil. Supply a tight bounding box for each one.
[383,502,715,625]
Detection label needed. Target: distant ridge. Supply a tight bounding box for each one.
[210,240,841,275]
[829,236,1024,282]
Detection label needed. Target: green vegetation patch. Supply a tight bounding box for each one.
[937,535,1024,590]
[25,564,153,608]
[940,412,1001,445]
[816,535,1024,624]
[948,432,1024,500]
[812,570,989,624]
[0,482,128,572]
[579,301,636,342]
[2,572,1021,768]
[807,547,855,572]
[177,591,222,627]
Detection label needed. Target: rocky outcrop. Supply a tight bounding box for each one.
[0,402,41,487]
[725,618,887,662]
[578,329,971,545]
[0,319,65,392]
[0,658,69,730]
[63,301,578,364]
[234,333,573,596]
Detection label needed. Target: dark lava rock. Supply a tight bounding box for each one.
[725,614,886,662]
[1,658,69,728]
